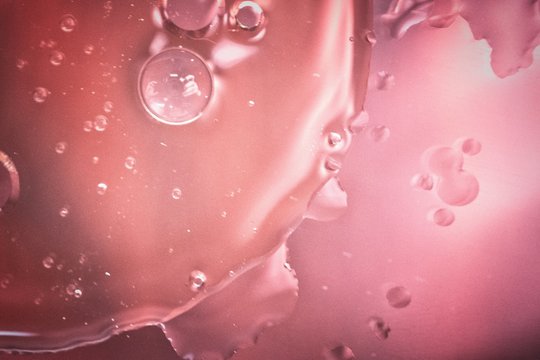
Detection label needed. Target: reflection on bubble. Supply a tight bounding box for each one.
[386,286,412,308]
[138,48,213,125]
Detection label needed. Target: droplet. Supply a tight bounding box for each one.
[323,344,356,360]
[55,141,67,154]
[103,100,114,113]
[365,30,377,45]
[235,1,264,30]
[327,132,343,147]
[410,173,434,191]
[124,156,136,170]
[93,115,109,132]
[83,120,94,132]
[42,256,55,269]
[138,48,213,125]
[189,270,206,291]
[97,182,108,195]
[83,44,95,55]
[162,0,218,31]
[386,286,412,308]
[375,71,395,90]
[171,187,182,200]
[369,125,390,142]
[32,87,50,103]
[368,316,391,340]
[49,50,65,66]
[456,138,482,156]
[59,14,77,32]
[429,208,455,226]
[16,59,28,70]
[59,206,70,218]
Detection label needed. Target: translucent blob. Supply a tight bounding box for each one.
[234,1,264,30]
[410,173,434,191]
[429,208,455,226]
[161,0,219,31]
[32,87,50,103]
[59,14,77,33]
[437,171,479,206]
[83,44,95,55]
[96,182,108,195]
[42,256,55,269]
[323,344,356,360]
[93,115,109,132]
[386,286,412,308]
[49,50,65,66]
[188,270,207,292]
[54,141,67,154]
[305,178,348,222]
[369,125,390,142]
[455,137,482,156]
[325,157,342,172]
[138,48,213,125]
[368,316,391,340]
[171,187,182,200]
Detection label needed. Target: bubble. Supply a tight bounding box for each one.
[365,30,377,45]
[42,256,55,269]
[49,50,65,66]
[323,344,356,360]
[32,87,50,103]
[327,132,343,147]
[386,286,412,308]
[368,316,391,340]
[83,44,95,55]
[410,173,434,191]
[189,270,206,292]
[369,125,390,143]
[83,120,94,132]
[96,182,108,195]
[248,100,255,107]
[375,71,395,90]
[171,187,182,200]
[55,141,67,154]
[456,138,482,156]
[162,0,219,31]
[424,146,463,177]
[138,48,213,125]
[124,156,136,170]
[66,283,83,298]
[437,172,479,206]
[235,1,265,30]
[0,151,19,209]
[429,208,455,227]
[16,59,28,70]
[103,100,114,113]
[59,207,70,218]
[93,115,109,132]
[59,14,77,33]
[39,39,57,49]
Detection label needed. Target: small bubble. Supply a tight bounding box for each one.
[386,286,412,308]
[49,50,65,66]
[103,100,114,113]
[93,115,109,132]
[0,274,13,289]
[124,156,136,170]
[235,1,264,30]
[171,187,182,200]
[369,125,390,143]
[189,270,206,291]
[328,132,343,147]
[410,173,434,191]
[42,256,55,269]
[16,59,28,70]
[368,316,391,340]
[220,210,228,218]
[83,44,95,55]
[365,30,377,45]
[33,87,50,103]
[104,1,113,12]
[60,14,77,32]
[55,141,67,154]
[429,208,455,226]
[59,206,70,218]
[97,182,108,195]
[83,120,94,132]
[456,138,482,156]
[375,71,395,90]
